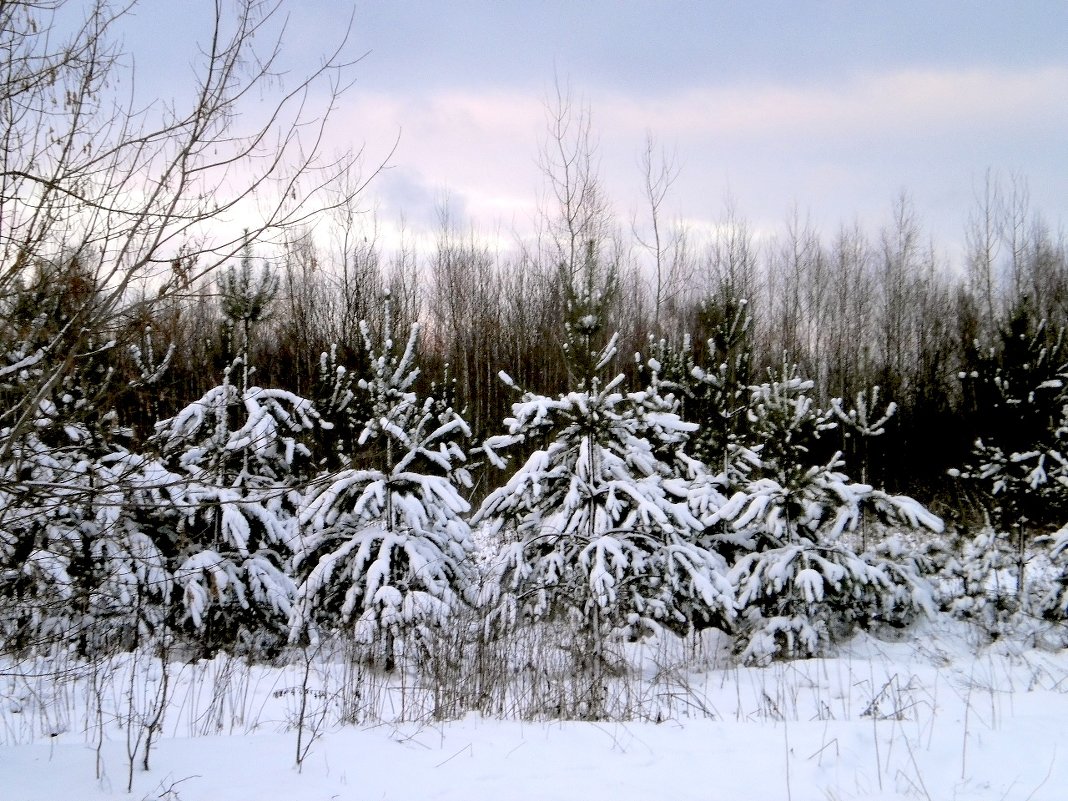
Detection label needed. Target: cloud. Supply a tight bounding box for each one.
[374,166,464,229]
[337,88,545,232]
[334,65,1068,248]
[594,66,1068,141]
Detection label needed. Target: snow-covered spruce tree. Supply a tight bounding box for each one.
[0,337,172,656]
[934,523,1021,635]
[290,299,477,669]
[952,300,1068,614]
[475,251,734,717]
[830,387,897,551]
[670,293,765,559]
[82,330,180,653]
[688,293,755,472]
[630,293,754,477]
[719,364,942,664]
[308,343,363,472]
[152,248,320,655]
[0,263,175,656]
[1040,525,1068,621]
[634,339,755,559]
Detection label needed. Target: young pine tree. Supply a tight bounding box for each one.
[0,335,171,656]
[721,364,942,663]
[151,248,320,655]
[476,246,733,716]
[289,298,477,668]
[953,300,1068,611]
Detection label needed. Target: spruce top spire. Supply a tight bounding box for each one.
[219,237,280,328]
[560,238,619,387]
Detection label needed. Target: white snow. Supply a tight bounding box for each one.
[4,622,1068,801]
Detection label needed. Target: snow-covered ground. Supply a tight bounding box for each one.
[4,619,1068,801]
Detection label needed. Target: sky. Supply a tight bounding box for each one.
[125,1,1068,263]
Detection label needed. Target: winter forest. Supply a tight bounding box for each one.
[5,2,1068,800]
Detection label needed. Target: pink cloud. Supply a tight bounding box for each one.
[330,65,1068,249]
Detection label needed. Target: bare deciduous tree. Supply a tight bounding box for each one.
[0,0,381,456]
[966,169,1002,337]
[634,132,688,335]
[539,78,613,284]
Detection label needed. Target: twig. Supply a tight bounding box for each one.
[1022,746,1056,801]
[783,719,792,801]
[807,737,839,763]
[903,733,932,801]
[433,743,472,768]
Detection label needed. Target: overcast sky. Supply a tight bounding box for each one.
[131,1,1068,262]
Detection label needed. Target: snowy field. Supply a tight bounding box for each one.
[4,619,1068,801]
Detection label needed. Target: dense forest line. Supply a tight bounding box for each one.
[24,171,1066,514]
